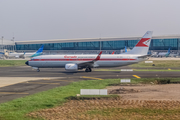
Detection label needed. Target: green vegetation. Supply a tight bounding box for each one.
[95,68,180,72]
[129,60,180,68]
[66,94,119,100]
[0,78,180,120]
[134,69,180,71]
[0,79,121,120]
[86,107,180,120]
[0,60,27,67]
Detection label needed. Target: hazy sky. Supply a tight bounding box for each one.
[0,0,180,41]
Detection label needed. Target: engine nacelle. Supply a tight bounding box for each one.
[65,63,78,71]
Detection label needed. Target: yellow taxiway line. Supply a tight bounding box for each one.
[0,92,29,94]
[42,79,74,82]
[81,76,103,80]
[133,75,141,78]
[25,82,60,85]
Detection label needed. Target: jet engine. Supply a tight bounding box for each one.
[65,63,78,71]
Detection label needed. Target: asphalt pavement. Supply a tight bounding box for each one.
[0,66,180,103]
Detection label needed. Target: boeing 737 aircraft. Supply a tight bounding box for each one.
[25,31,153,72]
[158,47,170,57]
[8,45,44,58]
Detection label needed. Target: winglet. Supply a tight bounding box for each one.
[112,51,115,54]
[95,51,102,61]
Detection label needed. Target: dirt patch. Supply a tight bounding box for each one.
[109,87,140,94]
[27,84,180,120]
[107,84,180,100]
[28,99,180,120]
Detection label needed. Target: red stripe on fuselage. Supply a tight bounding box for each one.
[29,58,136,61]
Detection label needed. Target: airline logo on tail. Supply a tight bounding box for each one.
[95,51,102,61]
[135,38,150,47]
[31,45,44,57]
[36,45,44,53]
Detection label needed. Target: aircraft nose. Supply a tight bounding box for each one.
[25,61,29,65]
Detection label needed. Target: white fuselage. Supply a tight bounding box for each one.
[158,52,169,57]
[8,53,24,58]
[8,52,35,58]
[29,54,146,68]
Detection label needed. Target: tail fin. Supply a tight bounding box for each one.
[112,51,115,54]
[36,45,44,53]
[168,47,170,53]
[125,46,127,52]
[95,51,102,61]
[124,31,153,55]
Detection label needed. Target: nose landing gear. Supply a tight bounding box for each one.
[37,69,40,72]
[32,67,40,72]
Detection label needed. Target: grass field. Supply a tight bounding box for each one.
[0,60,27,67]
[0,78,180,120]
[95,69,180,72]
[129,60,180,68]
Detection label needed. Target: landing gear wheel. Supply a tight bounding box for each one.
[85,68,92,72]
[37,69,40,72]
[89,68,92,72]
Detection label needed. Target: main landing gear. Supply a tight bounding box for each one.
[85,67,92,72]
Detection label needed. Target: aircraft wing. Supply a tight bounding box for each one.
[77,51,102,68]
[138,54,151,58]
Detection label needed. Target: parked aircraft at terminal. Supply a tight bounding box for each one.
[8,45,44,58]
[0,52,4,59]
[158,47,170,57]
[112,46,127,54]
[25,31,153,72]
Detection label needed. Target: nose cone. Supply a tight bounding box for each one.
[25,61,29,66]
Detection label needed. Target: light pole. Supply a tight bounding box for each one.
[2,36,3,51]
[12,37,15,51]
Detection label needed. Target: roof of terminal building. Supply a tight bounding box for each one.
[0,39,15,45]
[15,35,180,45]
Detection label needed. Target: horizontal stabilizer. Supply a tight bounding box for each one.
[137,54,151,58]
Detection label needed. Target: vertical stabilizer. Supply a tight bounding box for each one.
[124,31,153,55]
[168,47,170,54]
[36,45,44,54]
[125,46,127,52]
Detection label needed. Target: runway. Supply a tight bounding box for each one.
[0,66,180,103]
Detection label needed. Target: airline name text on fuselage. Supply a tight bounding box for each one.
[64,56,95,59]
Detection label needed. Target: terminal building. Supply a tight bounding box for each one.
[2,35,180,54]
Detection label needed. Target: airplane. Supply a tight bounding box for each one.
[125,46,127,52]
[0,52,4,59]
[158,47,170,57]
[112,46,127,54]
[8,45,44,58]
[25,31,153,72]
